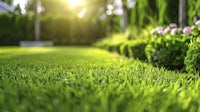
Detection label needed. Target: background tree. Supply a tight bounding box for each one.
[121,0,128,33]
[0,0,12,5]
[34,0,40,41]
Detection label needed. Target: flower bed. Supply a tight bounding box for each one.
[94,20,200,74]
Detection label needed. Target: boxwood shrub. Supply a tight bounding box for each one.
[94,40,124,54]
[184,37,200,75]
[119,41,130,57]
[128,40,147,61]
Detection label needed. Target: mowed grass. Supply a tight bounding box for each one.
[0,47,200,112]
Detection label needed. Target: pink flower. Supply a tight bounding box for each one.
[158,30,164,35]
[169,23,177,28]
[183,26,192,35]
[156,27,164,31]
[164,27,171,34]
[195,20,200,26]
[171,28,179,35]
[156,27,164,35]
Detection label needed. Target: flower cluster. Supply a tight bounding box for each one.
[150,20,200,37]
[151,23,181,36]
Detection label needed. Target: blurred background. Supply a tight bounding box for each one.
[0,0,199,46]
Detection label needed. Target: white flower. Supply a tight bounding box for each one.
[171,28,179,35]
[195,20,200,26]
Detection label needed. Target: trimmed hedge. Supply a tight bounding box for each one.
[128,40,147,61]
[119,40,147,60]
[119,42,130,57]
[107,42,123,53]
[0,14,106,46]
[0,14,34,45]
[95,38,148,61]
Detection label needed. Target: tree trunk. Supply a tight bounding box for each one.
[179,0,187,28]
[121,0,128,33]
[35,0,40,41]
[122,6,128,33]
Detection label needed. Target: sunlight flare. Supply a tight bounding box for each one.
[65,0,85,9]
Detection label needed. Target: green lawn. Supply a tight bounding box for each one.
[0,47,199,112]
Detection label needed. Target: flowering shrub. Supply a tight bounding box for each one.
[145,35,188,69]
[189,20,200,38]
[145,21,200,70]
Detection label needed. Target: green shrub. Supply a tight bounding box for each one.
[94,39,123,54]
[145,36,189,70]
[128,39,147,60]
[93,33,127,53]
[107,44,116,52]
[110,42,124,53]
[184,38,200,75]
[119,41,130,57]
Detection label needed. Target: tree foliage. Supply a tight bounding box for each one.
[188,0,200,25]
[130,0,179,27]
[0,13,107,45]
[0,0,12,5]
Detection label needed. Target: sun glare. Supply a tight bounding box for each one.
[66,0,85,9]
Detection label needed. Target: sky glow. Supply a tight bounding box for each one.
[13,0,27,13]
